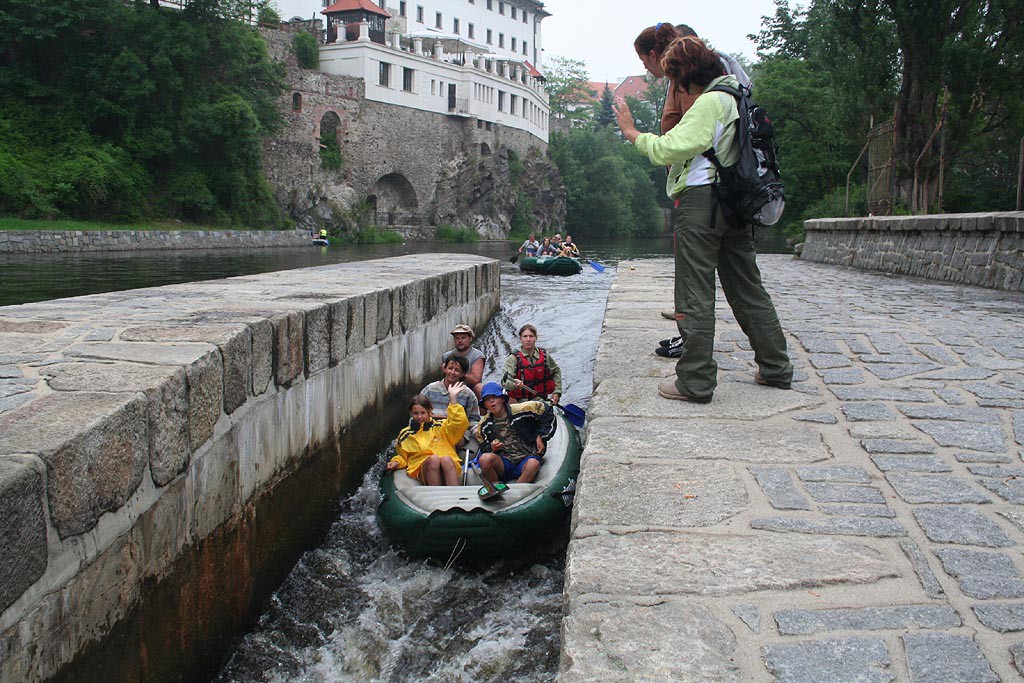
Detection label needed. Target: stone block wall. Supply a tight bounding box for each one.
[0,228,310,254]
[0,254,500,682]
[802,213,1024,292]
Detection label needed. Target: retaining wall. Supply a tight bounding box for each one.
[0,254,500,682]
[0,228,310,254]
[801,212,1024,292]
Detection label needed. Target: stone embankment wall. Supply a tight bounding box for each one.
[802,212,1024,292]
[0,228,310,254]
[0,254,499,682]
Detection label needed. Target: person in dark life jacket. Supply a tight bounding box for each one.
[501,324,562,404]
[386,382,469,485]
[474,382,555,484]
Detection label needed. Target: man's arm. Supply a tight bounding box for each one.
[465,356,485,388]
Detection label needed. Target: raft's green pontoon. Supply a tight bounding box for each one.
[518,256,583,276]
[378,412,582,559]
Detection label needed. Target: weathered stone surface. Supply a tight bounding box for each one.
[590,378,822,421]
[865,363,941,380]
[731,604,760,632]
[902,633,998,683]
[919,366,997,381]
[65,341,215,366]
[185,348,223,451]
[1011,642,1024,675]
[329,298,348,364]
[849,423,916,439]
[975,476,1024,504]
[762,638,892,683]
[841,402,896,422]
[821,504,895,518]
[886,473,991,504]
[0,456,47,611]
[560,599,741,683]
[935,548,1024,599]
[861,439,937,454]
[912,420,1006,452]
[774,605,960,635]
[147,368,190,487]
[272,311,304,387]
[900,540,945,598]
[583,418,830,464]
[574,459,748,528]
[973,603,1024,632]
[250,318,273,396]
[912,506,1014,547]
[821,368,864,384]
[796,465,870,483]
[304,304,331,376]
[808,354,851,369]
[565,533,897,597]
[793,412,839,424]
[804,483,885,504]
[219,327,251,415]
[897,405,1002,423]
[831,387,933,402]
[749,466,811,510]
[751,516,905,537]
[870,455,951,472]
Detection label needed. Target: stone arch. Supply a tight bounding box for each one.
[368,173,418,226]
[480,142,492,156]
[292,92,302,111]
[319,110,341,145]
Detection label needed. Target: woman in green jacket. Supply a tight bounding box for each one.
[613,36,792,404]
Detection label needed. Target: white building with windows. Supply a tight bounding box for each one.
[315,0,551,143]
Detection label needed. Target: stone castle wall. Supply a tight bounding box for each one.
[0,255,500,682]
[260,27,565,238]
[801,213,1024,292]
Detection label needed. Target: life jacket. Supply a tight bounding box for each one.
[509,348,555,400]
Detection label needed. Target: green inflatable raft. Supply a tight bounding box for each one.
[378,412,582,560]
[518,256,583,276]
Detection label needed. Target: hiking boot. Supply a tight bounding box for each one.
[657,377,712,403]
[655,336,684,358]
[755,372,792,390]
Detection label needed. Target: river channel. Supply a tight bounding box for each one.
[2,238,671,682]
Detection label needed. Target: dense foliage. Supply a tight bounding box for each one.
[0,0,287,227]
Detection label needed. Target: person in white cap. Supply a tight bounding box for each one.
[441,324,486,398]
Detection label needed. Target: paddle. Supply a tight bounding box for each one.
[471,460,508,499]
[518,384,586,428]
[587,259,605,273]
[509,253,520,264]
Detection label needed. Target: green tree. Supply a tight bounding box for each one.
[544,55,594,128]
[593,84,616,130]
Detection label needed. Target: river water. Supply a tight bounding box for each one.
[0,238,671,682]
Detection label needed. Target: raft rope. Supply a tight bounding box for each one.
[441,537,467,571]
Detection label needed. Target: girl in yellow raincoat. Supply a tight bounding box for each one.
[387,381,468,485]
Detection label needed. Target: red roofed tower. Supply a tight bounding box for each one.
[322,0,390,44]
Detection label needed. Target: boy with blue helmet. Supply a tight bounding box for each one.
[475,382,555,484]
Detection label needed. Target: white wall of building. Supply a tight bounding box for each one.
[319,39,549,142]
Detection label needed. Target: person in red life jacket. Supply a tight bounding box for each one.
[500,324,562,404]
[474,382,555,484]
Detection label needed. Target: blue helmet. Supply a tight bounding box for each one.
[479,382,508,402]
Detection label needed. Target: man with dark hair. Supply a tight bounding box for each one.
[442,324,486,397]
[421,354,481,429]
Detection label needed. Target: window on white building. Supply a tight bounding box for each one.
[511,6,516,19]
[522,11,527,23]
[498,91,504,111]
[498,33,504,48]
[379,62,390,87]
[499,2,504,15]
[453,17,459,34]
[486,0,492,10]
[486,29,492,44]
[435,11,442,28]
[511,37,516,51]
[399,1,406,17]
[416,5,423,22]
[522,40,527,55]
[403,67,414,92]
[468,22,474,38]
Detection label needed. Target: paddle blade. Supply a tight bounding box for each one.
[510,254,519,263]
[588,260,605,273]
[561,403,586,428]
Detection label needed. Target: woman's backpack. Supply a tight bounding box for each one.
[702,83,785,236]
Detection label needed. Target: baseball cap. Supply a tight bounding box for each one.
[450,324,474,337]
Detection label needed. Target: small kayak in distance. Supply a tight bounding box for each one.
[311,238,329,246]
[377,412,582,560]
[519,256,582,276]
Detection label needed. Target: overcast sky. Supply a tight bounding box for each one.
[274,0,781,84]
[540,0,780,83]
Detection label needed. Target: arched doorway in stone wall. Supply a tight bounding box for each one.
[319,111,343,171]
[368,173,419,227]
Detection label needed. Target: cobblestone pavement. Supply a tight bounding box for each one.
[560,256,1024,682]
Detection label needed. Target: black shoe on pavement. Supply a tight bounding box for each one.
[655,336,685,358]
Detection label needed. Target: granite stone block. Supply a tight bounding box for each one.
[870,456,951,472]
[751,516,905,537]
[913,421,1006,452]
[749,466,811,510]
[862,439,937,454]
[842,403,896,422]
[304,304,331,376]
[935,548,1024,599]
[762,637,892,683]
[902,633,997,683]
[796,465,870,483]
[900,540,944,598]
[774,605,960,636]
[973,603,1024,632]
[249,318,273,396]
[0,456,47,611]
[219,327,251,415]
[913,506,1014,547]
[886,473,991,504]
[186,348,223,451]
